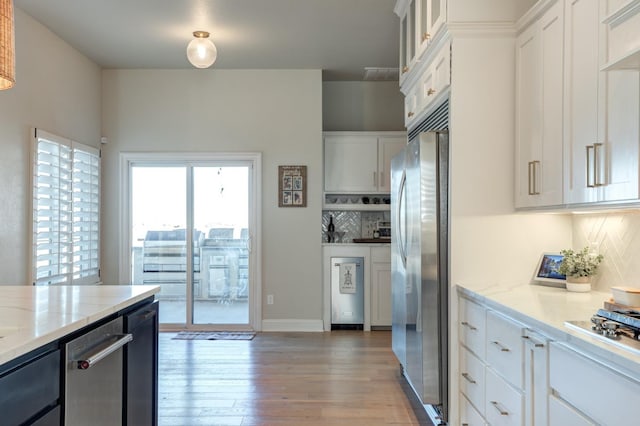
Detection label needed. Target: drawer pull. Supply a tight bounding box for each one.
[491,341,510,352]
[427,88,436,96]
[522,334,545,348]
[461,372,476,384]
[461,321,477,331]
[490,400,509,416]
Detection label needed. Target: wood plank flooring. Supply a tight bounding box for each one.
[158,331,422,425]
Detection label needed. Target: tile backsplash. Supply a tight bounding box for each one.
[573,211,640,291]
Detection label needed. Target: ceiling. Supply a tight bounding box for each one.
[14,0,400,81]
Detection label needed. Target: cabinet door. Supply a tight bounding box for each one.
[486,311,524,390]
[124,300,159,426]
[549,342,640,424]
[460,394,487,426]
[548,395,595,425]
[563,0,601,204]
[459,297,486,359]
[515,22,542,208]
[370,258,392,326]
[378,137,406,192]
[515,2,564,208]
[523,330,549,426]
[600,70,640,202]
[485,367,524,426]
[324,136,378,192]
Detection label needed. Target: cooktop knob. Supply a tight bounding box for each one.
[602,320,620,338]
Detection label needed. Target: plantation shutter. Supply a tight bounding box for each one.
[32,129,100,285]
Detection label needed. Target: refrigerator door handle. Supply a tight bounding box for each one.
[396,170,408,268]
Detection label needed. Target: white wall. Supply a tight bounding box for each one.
[449,36,572,290]
[322,81,404,131]
[101,69,323,325]
[0,8,101,284]
[447,34,572,425]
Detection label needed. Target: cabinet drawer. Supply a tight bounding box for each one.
[459,297,486,358]
[548,394,595,426]
[460,394,487,426]
[486,310,524,389]
[459,346,485,413]
[549,342,640,424]
[0,349,60,426]
[485,367,524,426]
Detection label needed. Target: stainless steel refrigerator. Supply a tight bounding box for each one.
[391,130,449,425]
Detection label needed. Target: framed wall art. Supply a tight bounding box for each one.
[278,165,307,207]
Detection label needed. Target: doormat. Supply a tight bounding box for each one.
[172,331,256,340]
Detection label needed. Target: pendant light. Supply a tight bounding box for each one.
[186,31,217,69]
[0,0,15,90]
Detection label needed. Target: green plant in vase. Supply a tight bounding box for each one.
[558,246,604,292]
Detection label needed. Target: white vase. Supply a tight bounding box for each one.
[566,276,591,293]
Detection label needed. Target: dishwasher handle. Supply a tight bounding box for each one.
[76,334,133,370]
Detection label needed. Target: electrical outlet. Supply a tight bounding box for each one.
[267,294,274,305]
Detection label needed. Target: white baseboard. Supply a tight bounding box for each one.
[261,319,324,332]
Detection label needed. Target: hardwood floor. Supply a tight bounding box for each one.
[158,331,422,425]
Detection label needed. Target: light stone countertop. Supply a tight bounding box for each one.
[0,284,160,366]
[457,283,640,377]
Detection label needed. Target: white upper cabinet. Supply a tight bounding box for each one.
[324,132,406,193]
[396,0,447,87]
[515,1,564,208]
[564,0,640,205]
[563,0,605,204]
[378,136,407,192]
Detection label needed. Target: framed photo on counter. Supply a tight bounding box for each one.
[532,252,566,287]
[278,165,307,207]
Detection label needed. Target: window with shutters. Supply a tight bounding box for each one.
[32,129,100,285]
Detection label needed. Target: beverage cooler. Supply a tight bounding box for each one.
[330,257,364,329]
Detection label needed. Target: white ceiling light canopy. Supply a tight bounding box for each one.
[186,30,217,69]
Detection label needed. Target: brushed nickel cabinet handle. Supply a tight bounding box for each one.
[461,321,477,331]
[528,161,534,195]
[586,145,595,188]
[522,334,545,348]
[531,160,540,195]
[491,341,510,352]
[594,142,604,187]
[461,372,476,384]
[491,400,509,416]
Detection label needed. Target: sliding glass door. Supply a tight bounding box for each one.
[125,154,260,330]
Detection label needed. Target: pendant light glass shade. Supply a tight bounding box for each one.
[0,0,15,90]
[186,31,217,69]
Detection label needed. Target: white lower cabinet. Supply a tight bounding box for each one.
[323,245,391,330]
[549,342,640,425]
[459,290,640,426]
[548,395,595,426]
[370,246,391,326]
[459,346,485,414]
[460,394,487,426]
[485,367,524,426]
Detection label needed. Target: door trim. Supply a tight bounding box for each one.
[119,152,263,331]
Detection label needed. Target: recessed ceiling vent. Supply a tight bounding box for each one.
[363,67,399,81]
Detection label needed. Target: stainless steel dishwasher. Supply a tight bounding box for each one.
[64,316,132,426]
